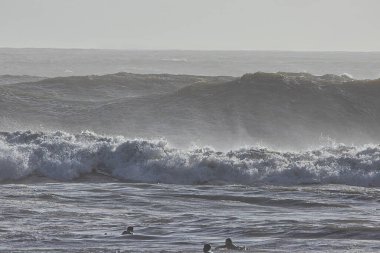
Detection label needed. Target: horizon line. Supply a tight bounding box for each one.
[1,47,380,53]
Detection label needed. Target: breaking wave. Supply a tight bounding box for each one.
[1,130,379,187]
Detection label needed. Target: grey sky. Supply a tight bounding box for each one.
[1,0,379,51]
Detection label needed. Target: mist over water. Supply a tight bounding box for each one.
[1,49,380,252]
[2,48,380,79]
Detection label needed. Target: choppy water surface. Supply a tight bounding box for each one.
[0,183,379,252]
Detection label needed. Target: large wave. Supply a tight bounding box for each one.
[1,130,379,187]
[2,71,380,149]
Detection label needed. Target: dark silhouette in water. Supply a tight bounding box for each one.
[215,238,246,250]
[203,243,212,253]
[122,226,134,235]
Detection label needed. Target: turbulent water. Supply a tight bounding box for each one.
[0,49,380,252]
[1,131,380,187]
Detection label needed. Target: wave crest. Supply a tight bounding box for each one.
[0,131,379,187]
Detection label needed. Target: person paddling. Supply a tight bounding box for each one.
[215,238,246,250]
[122,226,134,235]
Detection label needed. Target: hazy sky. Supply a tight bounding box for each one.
[1,0,379,51]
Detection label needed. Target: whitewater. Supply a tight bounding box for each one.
[1,130,380,187]
[1,49,380,252]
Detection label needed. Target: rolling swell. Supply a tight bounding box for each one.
[0,130,379,187]
[2,72,380,149]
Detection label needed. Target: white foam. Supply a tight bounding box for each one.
[0,130,379,187]
[341,72,354,79]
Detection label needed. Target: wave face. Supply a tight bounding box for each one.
[2,71,380,149]
[1,131,379,187]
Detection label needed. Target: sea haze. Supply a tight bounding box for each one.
[0,49,379,252]
[2,48,380,79]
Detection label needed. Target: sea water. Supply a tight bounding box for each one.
[0,49,380,252]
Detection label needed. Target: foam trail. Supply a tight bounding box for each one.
[0,130,379,186]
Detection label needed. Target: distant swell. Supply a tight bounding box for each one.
[0,131,379,187]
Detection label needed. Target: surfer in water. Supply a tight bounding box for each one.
[215,238,246,250]
[122,226,134,235]
[203,243,213,253]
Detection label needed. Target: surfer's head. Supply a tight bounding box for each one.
[203,243,212,252]
[225,238,233,246]
[122,226,134,235]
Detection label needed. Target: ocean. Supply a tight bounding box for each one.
[0,48,379,252]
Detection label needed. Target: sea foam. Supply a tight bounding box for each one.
[0,130,379,186]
